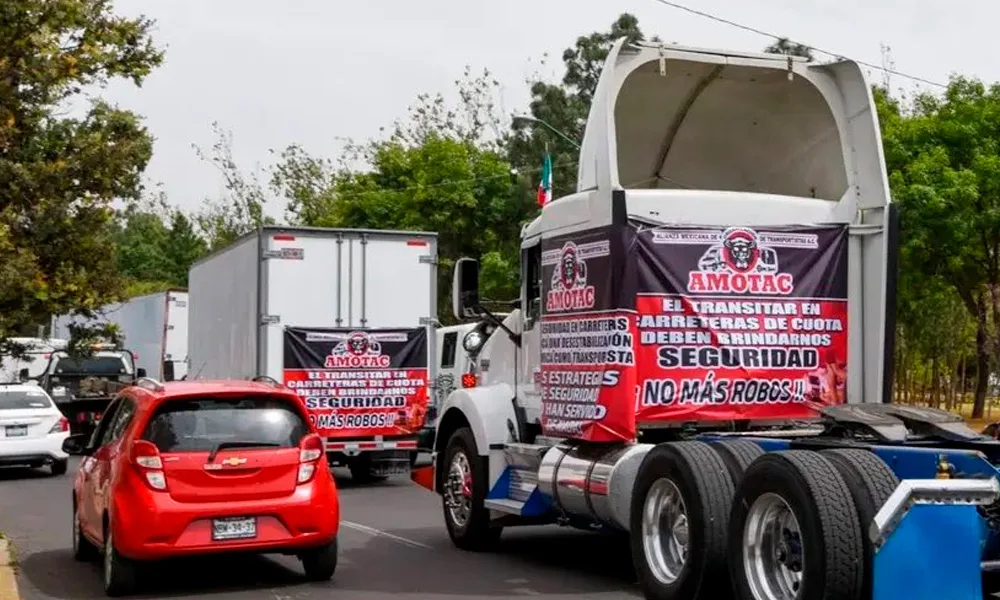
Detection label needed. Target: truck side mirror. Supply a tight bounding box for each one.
[18,368,29,381]
[452,258,482,320]
[136,367,147,378]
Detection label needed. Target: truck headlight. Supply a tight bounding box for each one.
[463,330,484,353]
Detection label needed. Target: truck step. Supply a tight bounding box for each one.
[503,443,549,471]
[484,498,525,515]
[533,435,567,447]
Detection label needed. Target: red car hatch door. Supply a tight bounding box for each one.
[141,394,310,504]
[161,447,300,503]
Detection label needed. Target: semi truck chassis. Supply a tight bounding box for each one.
[422,403,1000,600]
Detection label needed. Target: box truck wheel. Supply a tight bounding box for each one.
[728,450,864,600]
[441,426,501,551]
[708,439,764,484]
[819,448,898,599]
[348,454,387,483]
[629,441,735,600]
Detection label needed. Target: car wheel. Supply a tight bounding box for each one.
[103,522,137,597]
[441,426,502,551]
[51,459,68,476]
[300,538,338,581]
[71,501,98,562]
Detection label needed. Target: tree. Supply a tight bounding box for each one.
[886,77,1000,418]
[113,192,207,293]
[763,37,814,60]
[193,122,275,250]
[506,14,657,201]
[321,134,524,319]
[0,0,163,351]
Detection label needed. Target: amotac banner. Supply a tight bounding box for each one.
[538,222,849,443]
[282,327,430,439]
[632,224,849,423]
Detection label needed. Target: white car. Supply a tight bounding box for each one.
[0,383,70,475]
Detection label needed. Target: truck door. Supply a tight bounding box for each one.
[260,230,438,382]
[517,241,543,419]
[163,292,188,381]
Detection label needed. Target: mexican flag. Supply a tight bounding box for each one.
[536,152,553,207]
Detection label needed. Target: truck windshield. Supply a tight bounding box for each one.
[141,396,308,453]
[51,356,130,375]
[0,389,52,410]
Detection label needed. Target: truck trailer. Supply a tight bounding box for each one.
[52,290,189,381]
[411,40,1000,600]
[188,226,438,482]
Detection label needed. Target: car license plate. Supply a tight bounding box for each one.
[211,516,257,541]
[4,425,27,437]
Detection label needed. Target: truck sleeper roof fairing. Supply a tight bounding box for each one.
[526,39,894,409]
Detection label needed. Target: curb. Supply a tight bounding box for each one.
[0,538,19,600]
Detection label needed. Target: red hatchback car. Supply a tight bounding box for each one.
[62,378,339,597]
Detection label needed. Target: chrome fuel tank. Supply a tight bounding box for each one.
[537,442,653,531]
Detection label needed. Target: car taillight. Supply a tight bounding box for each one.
[462,373,478,388]
[130,440,167,490]
[297,434,323,484]
[49,417,69,433]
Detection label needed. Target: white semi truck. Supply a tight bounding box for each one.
[52,290,189,381]
[188,226,438,482]
[412,40,1000,600]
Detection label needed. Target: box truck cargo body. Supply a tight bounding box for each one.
[51,290,189,381]
[188,226,438,480]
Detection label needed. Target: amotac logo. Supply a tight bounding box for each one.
[685,227,807,296]
[546,242,596,312]
[325,331,392,368]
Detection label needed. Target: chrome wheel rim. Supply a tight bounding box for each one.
[444,451,473,528]
[641,478,689,584]
[743,493,804,600]
[103,528,113,587]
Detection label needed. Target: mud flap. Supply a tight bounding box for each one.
[872,478,999,600]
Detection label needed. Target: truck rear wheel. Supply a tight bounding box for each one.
[819,448,898,599]
[729,450,864,600]
[630,441,735,600]
[441,426,501,551]
[348,454,388,484]
[708,439,764,483]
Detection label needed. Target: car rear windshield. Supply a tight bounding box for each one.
[52,356,129,375]
[141,396,309,453]
[0,389,52,410]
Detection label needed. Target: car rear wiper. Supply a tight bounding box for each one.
[207,441,281,463]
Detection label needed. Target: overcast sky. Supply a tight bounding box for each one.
[103,0,998,217]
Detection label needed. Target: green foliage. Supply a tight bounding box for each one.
[0,0,162,345]
[763,38,814,60]
[113,194,207,290]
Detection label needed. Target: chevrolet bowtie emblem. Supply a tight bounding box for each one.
[221,457,247,467]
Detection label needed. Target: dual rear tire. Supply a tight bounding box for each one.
[631,441,898,600]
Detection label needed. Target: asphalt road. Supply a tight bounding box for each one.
[0,458,640,599]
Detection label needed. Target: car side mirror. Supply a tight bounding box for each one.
[136,367,147,378]
[62,434,91,456]
[452,258,482,320]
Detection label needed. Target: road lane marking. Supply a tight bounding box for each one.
[342,521,433,550]
[0,538,20,600]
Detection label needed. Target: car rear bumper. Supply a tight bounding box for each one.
[0,433,69,464]
[112,479,340,560]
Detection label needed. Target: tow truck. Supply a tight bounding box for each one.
[411,39,1000,600]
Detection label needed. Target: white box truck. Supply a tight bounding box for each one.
[52,290,189,381]
[188,226,438,481]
